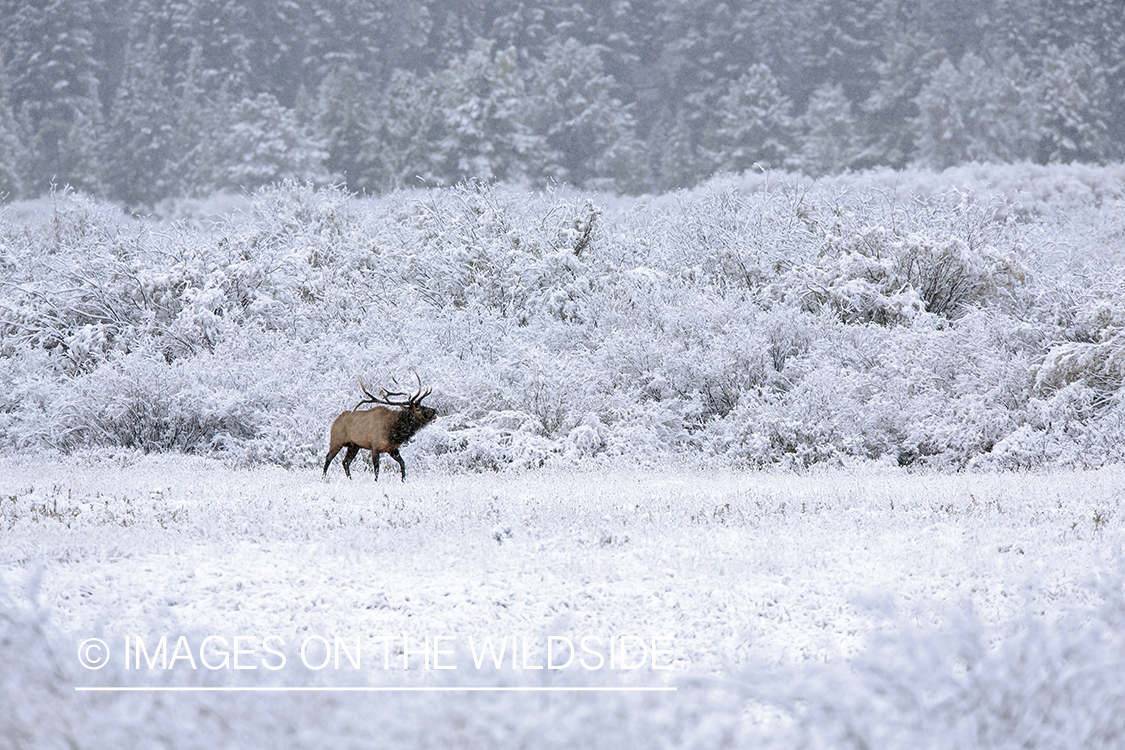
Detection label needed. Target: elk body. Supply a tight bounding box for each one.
[323,376,437,482]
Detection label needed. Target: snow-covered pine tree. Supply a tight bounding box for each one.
[367,69,445,190]
[3,0,103,195]
[0,60,24,199]
[526,39,647,192]
[167,43,222,197]
[963,52,1037,163]
[103,35,176,207]
[161,0,254,97]
[805,0,885,103]
[314,65,379,192]
[1035,43,1113,164]
[214,93,329,192]
[912,58,970,170]
[796,83,861,175]
[435,39,545,184]
[653,107,708,192]
[914,51,1042,169]
[856,32,945,169]
[709,63,794,174]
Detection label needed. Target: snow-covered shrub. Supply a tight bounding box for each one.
[31,352,266,453]
[0,193,164,371]
[890,312,1038,467]
[705,324,894,467]
[788,190,1028,325]
[0,185,362,368]
[369,181,604,325]
[757,570,1125,749]
[720,162,1125,219]
[565,413,610,458]
[416,411,559,472]
[2,165,1125,470]
[791,237,928,325]
[1036,289,1125,404]
[656,181,810,297]
[979,380,1125,470]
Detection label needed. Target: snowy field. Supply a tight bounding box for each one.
[4,165,1125,746]
[3,452,1124,748]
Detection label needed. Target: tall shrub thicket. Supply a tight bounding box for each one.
[2,169,1124,470]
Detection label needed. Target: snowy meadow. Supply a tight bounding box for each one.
[3,456,1124,747]
[3,163,1125,747]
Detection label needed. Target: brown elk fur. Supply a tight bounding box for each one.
[322,378,437,481]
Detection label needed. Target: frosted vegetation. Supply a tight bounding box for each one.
[2,456,1123,747]
[3,163,1125,472]
[3,163,1125,745]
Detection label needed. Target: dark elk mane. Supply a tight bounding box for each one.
[389,408,429,446]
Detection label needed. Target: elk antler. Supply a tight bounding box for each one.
[407,369,432,406]
[353,378,386,410]
[353,373,429,410]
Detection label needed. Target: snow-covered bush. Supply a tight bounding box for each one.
[1037,291,1125,401]
[756,570,1125,749]
[5,551,1123,748]
[2,165,1125,470]
[655,182,808,296]
[787,189,1028,325]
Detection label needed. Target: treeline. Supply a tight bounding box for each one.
[0,0,1122,204]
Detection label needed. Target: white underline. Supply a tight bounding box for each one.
[75,686,676,693]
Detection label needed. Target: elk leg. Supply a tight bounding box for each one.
[323,445,343,475]
[342,444,360,479]
[390,449,407,481]
[371,449,381,480]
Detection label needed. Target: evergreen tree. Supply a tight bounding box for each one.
[2,0,104,194]
[652,107,707,192]
[597,133,650,195]
[1035,43,1112,163]
[734,0,813,105]
[302,1,431,96]
[163,0,254,97]
[912,51,1039,169]
[435,39,544,184]
[910,0,987,62]
[796,83,861,175]
[367,69,445,190]
[856,32,946,169]
[239,0,306,102]
[806,0,886,103]
[213,93,329,191]
[526,39,647,192]
[1,0,1119,198]
[965,52,1037,163]
[103,35,176,206]
[654,0,750,111]
[488,0,552,57]
[982,1,1124,157]
[912,58,971,169]
[0,60,24,199]
[314,65,379,192]
[708,64,795,174]
[167,44,223,196]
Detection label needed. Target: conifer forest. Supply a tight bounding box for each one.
[0,0,1122,202]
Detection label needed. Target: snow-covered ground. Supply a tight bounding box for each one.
[3,453,1123,747]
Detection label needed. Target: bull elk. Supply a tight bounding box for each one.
[323,373,437,481]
